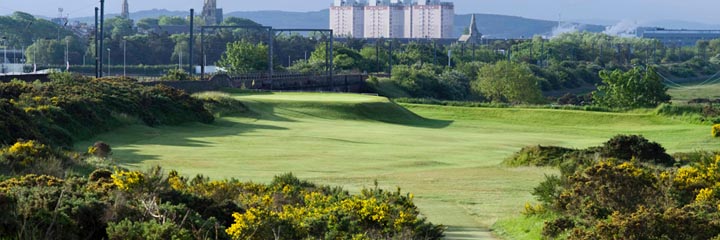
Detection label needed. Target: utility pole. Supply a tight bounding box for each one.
[200,27,204,79]
[94,7,99,77]
[1,37,6,74]
[375,39,380,72]
[65,38,69,71]
[189,9,194,77]
[388,40,393,73]
[123,39,126,76]
[107,48,110,76]
[99,0,105,77]
[433,40,437,65]
[33,40,36,72]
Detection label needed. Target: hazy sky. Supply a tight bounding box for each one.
[0,0,718,24]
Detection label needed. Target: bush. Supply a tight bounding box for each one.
[542,217,574,238]
[713,124,720,137]
[504,145,577,167]
[532,175,563,207]
[160,69,196,81]
[599,135,675,167]
[192,92,248,117]
[0,75,216,147]
[89,141,112,158]
[106,219,192,240]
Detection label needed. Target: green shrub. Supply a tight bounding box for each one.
[0,75,216,147]
[599,135,675,166]
[0,140,75,176]
[542,217,574,238]
[160,69,196,81]
[532,175,563,207]
[107,219,192,240]
[504,145,577,167]
[192,91,248,117]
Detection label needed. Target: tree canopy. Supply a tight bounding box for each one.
[473,60,544,104]
[217,40,270,74]
[592,67,670,108]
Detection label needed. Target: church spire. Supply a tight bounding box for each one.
[121,0,129,19]
[469,14,479,36]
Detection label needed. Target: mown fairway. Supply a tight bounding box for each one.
[77,92,718,239]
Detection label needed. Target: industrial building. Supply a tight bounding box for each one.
[639,28,720,46]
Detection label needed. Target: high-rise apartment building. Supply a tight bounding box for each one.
[330,0,454,39]
[330,0,365,37]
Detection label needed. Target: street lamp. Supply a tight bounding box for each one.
[107,48,111,76]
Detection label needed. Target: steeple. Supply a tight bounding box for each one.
[121,0,129,19]
[202,0,223,25]
[458,14,482,44]
[469,14,478,36]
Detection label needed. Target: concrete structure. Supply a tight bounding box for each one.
[406,0,454,38]
[121,0,130,19]
[202,0,224,25]
[330,0,454,39]
[330,0,365,37]
[639,28,720,47]
[364,4,405,38]
[458,14,481,44]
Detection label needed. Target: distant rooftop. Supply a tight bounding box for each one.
[643,28,720,34]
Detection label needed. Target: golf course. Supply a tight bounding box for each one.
[76,87,720,239]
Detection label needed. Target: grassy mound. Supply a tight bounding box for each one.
[235,92,448,127]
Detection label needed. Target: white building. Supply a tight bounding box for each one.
[330,0,365,37]
[364,4,405,38]
[330,0,454,39]
[406,0,454,38]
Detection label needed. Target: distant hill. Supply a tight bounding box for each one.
[70,9,187,23]
[225,10,329,30]
[454,14,605,38]
[67,9,608,38]
[228,10,606,38]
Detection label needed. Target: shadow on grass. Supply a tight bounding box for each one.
[356,101,453,129]
[256,101,453,129]
[444,226,495,240]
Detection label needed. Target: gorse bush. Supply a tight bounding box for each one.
[713,124,720,137]
[599,134,675,166]
[511,135,720,239]
[191,91,249,117]
[0,73,214,147]
[225,173,444,240]
[0,159,444,240]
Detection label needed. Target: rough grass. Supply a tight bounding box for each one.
[668,82,720,103]
[76,92,719,239]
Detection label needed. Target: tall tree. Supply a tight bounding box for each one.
[592,67,670,108]
[473,60,544,104]
[217,40,269,74]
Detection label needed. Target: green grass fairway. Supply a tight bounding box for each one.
[77,92,719,239]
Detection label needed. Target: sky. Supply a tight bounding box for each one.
[0,0,719,24]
